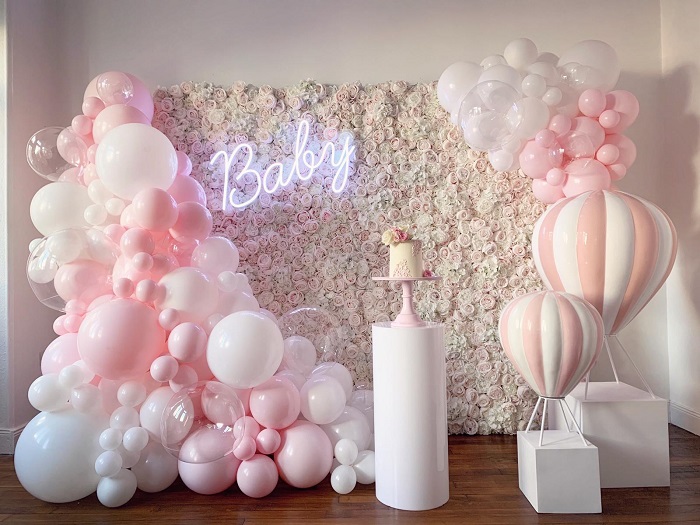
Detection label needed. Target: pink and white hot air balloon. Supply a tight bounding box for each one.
[499,291,603,399]
[532,190,677,335]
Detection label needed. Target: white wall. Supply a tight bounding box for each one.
[0,0,76,453]
[4,0,682,450]
[660,0,700,434]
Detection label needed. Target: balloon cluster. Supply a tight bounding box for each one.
[17,72,375,507]
[438,39,639,204]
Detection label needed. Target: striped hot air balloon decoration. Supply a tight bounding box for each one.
[532,190,677,336]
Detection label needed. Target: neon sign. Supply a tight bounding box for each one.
[211,120,355,210]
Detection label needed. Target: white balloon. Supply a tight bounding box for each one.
[558,40,620,92]
[216,290,260,317]
[274,369,307,391]
[503,38,538,70]
[436,62,482,115]
[508,97,550,140]
[521,74,547,98]
[95,450,123,478]
[95,123,177,200]
[96,468,137,507]
[14,409,108,503]
[156,267,219,324]
[140,386,177,441]
[542,87,563,106]
[480,54,506,69]
[28,374,70,412]
[207,310,284,389]
[123,426,149,452]
[131,441,179,493]
[99,428,123,451]
[331,464,357,494]
[353,450,376,484]
[300,375,346,425]
[30,182,92,236]
[527,61,560,86]
[321,406,371,450]
[478,64,522,91]
[282,335,317,375]
[334,438,359,466]
[311,362,353,399]
[45,229,85,265]
[191,236,240,276]
[110,406,140,431]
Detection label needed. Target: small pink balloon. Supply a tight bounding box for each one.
[132,252,154,273]
[598,109,621,129]
[237,454,279,498]
[168,322,207,363]
[82,97,105,118]
[158,308,180,331]
[233,435,257,461]
[53,315,68,335]
[150,355,179,382]
[65,300,87,316]
[176,151,193,177]
[546,167,566,186]
[519,141,552,179]
[57,127,88,167]
[249,377,301,430]
[41,333,80,375]
[548,114,572,135]
[596,144,620,165]
[78,298,166,381]
[92,104,150,143]
[113,277,135,298]
[256,428,281,455]
[562,158,612,198]
[119,204,139,229]
[234,415,261,439]
[71,115,93,137]
[132,188,178,232]
[532,178,565,204]
[120,228,155,257]
[608,163,627,181]
[535,129,556,148]
[169,202,213,241]
[63,314,83,333]
[578,89,606,117]
[54,259,112,304]
[275,420,333,489]
[604,90,639,134]
[569,116,605,152]
[135,278,158,303]
[605,134,637,168]
[169,364,198,392]
[87,144,99,164]
[167,176,207,206]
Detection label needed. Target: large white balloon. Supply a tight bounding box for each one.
[558,40,620,92]
[436,62,482,117]
[14,409,108,503]
[95,123,177,200]
[207,311,284,389]
[156,267,219,324]
[96,468,138,507]
[30,182,92,236]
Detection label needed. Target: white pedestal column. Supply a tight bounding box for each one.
[372,322,449,511]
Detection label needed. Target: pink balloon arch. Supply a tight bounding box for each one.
[17,71,376,507]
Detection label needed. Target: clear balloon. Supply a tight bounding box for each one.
[278,306,343,362]
[458,81,520,152]
[96,72,134,106]
[161,381,244,463]
[26,127,74,181]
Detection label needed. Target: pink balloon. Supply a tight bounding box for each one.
[237,454,279,498]
[54,260,112,304]
[167,176,207,206]
[256,428,281,455]
[275,420,333,489]
[176,151,193,177]
[595,144,620,165]
[604,134,637,168]
[545,167,566,186]
[167,322,207,363]
[562,158,611,197]
[235,416,262,439]
[92,104,150,144]
[578,89,606,117]
[78,298,166,381]
[120,228,155,257]
[519,141,552,179]
[249,377,300,430]
[534,129,556,148]
[562,116,605,158]
[598,109,620,129]
[169,202,212,241]
[188,349,215,382]
[532,179,565,204]
[533,190,678,334]
[150,355,179,382]
[548,114,572,135]
[178,455,239,495]
[233,435,257,461]
[82,97,105,119]
[608,163,627,181]
[499,291,603,398]
[71,115,93,137]
[84,72,154,122]
[604,90,639,134]
[41,333,80,375]
[132,188,178,232]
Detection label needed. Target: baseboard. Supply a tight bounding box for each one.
[0,425,25,454]
[670,401,700,436]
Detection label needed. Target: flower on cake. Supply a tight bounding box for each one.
[381,227,411,246]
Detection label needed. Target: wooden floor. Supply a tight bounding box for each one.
[1,425,699,524]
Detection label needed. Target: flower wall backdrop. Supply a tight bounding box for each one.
[153,80,545,435]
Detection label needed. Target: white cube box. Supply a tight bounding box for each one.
[549,382,670,488]
[518,430,601,514]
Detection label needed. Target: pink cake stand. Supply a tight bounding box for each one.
[372,276,441,327]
